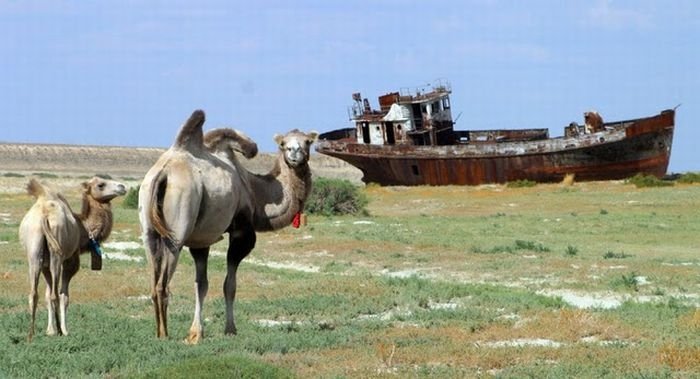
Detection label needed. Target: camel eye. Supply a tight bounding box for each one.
[98,183,106,190]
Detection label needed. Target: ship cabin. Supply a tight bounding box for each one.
[349,81,455,146]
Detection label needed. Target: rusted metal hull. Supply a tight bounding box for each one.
[316,110,675,186]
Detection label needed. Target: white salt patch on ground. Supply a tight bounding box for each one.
[356,307,412,322]
[539,290,623,309]
[127,295,150,301]
[246,258,320,273]
[210,250,226,257]
[481,338,563,348]
[256,319,295,327]
[353,220,376,225]
[380,268,429,279]
[104,241,141,250]
[105,252,143,262]
[662,262,696,266]
[102,241,143,261]
[428,301,459,310]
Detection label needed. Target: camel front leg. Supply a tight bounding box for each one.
[57,254,80,336]
[224,228,256,335]
[223,261,240,335]
[186,247,209,344]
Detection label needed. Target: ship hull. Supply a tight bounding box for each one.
[316,110,675,186]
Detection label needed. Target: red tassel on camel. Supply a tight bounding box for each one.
[292,212,302,228]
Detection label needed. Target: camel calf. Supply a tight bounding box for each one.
[19,177,126,341]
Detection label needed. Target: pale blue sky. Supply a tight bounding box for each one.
[1,1,698,172]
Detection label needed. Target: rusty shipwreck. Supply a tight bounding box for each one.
[315,80,676,186]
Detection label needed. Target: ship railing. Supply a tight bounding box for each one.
[399,79,452,98]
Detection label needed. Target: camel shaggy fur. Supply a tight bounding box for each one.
[138,110,317,343]
[19,177,126,341]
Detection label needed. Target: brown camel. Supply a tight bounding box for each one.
[138,110,317,343]
[19,177,126,341]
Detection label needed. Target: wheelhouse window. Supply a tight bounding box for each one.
[431,101,441,115]
[442,97,450,110]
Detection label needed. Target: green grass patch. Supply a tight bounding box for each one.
[506,179,537,188]
[626,173,673,188]
[471,239,550,254]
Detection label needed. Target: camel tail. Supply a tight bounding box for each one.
[40,205,62,255]
[174,109,206,150]
[148,170,174,242]
[26,179,46,199]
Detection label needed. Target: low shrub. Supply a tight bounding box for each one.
[626,173,673,188]
[506,179,537,188]
[305,178,368,216]
[677,172,700,184]
[123,185,139,209]
[32,172,58,179]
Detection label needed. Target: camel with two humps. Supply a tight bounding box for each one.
[20,177,126,341]
[139,110,317,343]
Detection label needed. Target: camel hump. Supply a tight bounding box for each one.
[204,128,259,159]
[26,178,47,198]
[174,109,206,150]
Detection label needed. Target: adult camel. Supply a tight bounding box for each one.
[139,110,317,343]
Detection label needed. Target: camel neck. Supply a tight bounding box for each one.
[80,196,114,241]
[250,156,311,231]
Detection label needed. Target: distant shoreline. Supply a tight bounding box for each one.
[0,142,362,182]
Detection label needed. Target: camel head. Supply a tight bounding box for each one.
[274,129,319,168]
[81,177,127,203]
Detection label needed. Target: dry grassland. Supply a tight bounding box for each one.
[0,143,698,377]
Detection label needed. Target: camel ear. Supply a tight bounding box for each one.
[307,131,319,143]
[274,133,285,147]
[81,181,90,194]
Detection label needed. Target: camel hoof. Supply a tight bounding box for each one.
[185,331,201,345]
[224,327,237,336]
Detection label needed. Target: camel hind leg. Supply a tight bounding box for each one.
[27,251,43,342]
[41,253,62,336]
[24,232,47,342]
[223,219,256,335]
[145,230,182,338]
[186,247,209,344]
